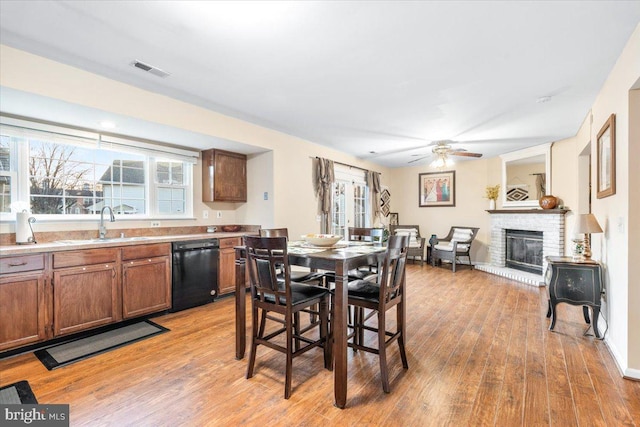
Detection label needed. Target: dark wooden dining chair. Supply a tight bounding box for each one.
[325,227,385,284]
[346,234,410,393]
[260,227,326,346]
[348,227,384,244]
[259,228,325,284]
[244,236,331,399]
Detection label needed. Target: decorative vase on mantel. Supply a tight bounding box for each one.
[489,199,496,210]
[539,195,557,210]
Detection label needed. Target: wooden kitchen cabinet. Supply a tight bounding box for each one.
[121,243,171,319]
[52,248,120,337]
[202,149,247,202]
[219,237,242,295]
[0,254,48,351]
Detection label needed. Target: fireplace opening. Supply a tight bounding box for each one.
[505,229,543,274]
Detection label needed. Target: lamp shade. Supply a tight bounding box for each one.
[574,213,603,234]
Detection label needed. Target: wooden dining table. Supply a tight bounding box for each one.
[234,242,388,409]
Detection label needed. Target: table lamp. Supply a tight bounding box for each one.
[574,213,603,259]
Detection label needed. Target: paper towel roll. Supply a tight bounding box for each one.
[16,212,33,244]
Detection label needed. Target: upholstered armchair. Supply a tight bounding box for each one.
[430,226,479,272]
[389,225,426,265]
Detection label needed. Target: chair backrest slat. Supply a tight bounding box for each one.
[245,236,290,306]
[259,228,290,239]
[378,235,409,304]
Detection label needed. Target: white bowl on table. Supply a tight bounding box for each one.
[302,234,343,247]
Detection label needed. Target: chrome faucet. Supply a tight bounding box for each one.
[99,206,115,239]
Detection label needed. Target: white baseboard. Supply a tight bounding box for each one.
[624,367,640,381]
[604,336,640,381]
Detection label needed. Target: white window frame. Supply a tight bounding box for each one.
[0,115,197,221]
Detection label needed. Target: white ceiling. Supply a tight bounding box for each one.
[1,1,639,168]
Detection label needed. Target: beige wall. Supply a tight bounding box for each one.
[587,24,638,378]
[628,87,640,373]
[1,22,638,378]
[385,156,502,263]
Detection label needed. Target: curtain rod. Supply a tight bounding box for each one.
[311,156,381,175]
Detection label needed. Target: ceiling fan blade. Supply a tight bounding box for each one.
[450,151,483,158]
[408,155,431,164]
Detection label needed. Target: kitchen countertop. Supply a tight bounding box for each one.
[0,232,254,256]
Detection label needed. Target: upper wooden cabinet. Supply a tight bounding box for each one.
[202,149,247,202]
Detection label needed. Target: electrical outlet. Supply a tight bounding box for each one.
[203,210,209,219]
[151,221,161,228]
[217,211,222,218]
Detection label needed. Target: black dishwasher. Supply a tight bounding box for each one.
[171,239,219,312]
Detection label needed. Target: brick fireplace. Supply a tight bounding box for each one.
[476,209,567,286]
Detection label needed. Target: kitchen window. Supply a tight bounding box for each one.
[331,164,370,239]
[0,115,198,219]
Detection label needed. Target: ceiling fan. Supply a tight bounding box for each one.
[408,140,483,165]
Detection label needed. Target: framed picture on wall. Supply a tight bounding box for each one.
[389,212,399,226]
[597,113,616,199]
[419,171,456,207]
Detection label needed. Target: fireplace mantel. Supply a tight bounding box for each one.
[487,209,569,215]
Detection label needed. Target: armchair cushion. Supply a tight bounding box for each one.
[390,224,426,265]
[452,228,474,242]
[393,228,420,247]
[434,242,470,252]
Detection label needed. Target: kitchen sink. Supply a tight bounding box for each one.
[55,239,95,245]
[55,237,151,244]
[102,236,151,242]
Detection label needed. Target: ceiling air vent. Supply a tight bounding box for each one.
[130,60,170,78]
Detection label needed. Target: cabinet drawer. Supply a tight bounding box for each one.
[219,237,241,249]
[0,254,45,274]
[53,248,118,269]
[122,243,171,261]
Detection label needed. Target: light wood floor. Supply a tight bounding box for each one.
[1,265,638,426]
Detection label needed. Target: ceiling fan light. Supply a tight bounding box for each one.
[431,153,453,170]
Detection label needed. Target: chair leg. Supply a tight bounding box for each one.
[285,312,294,399]
[378,310,390,393]
[397,302,408,369]
[357,307,365,349]
[320,298,331,370]
[247,306,261,379]
[258,309,267,338]
[294,312,301,351]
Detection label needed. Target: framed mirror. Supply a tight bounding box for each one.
[500,143,552,208]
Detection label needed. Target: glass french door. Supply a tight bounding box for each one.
[331,180,368,239]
